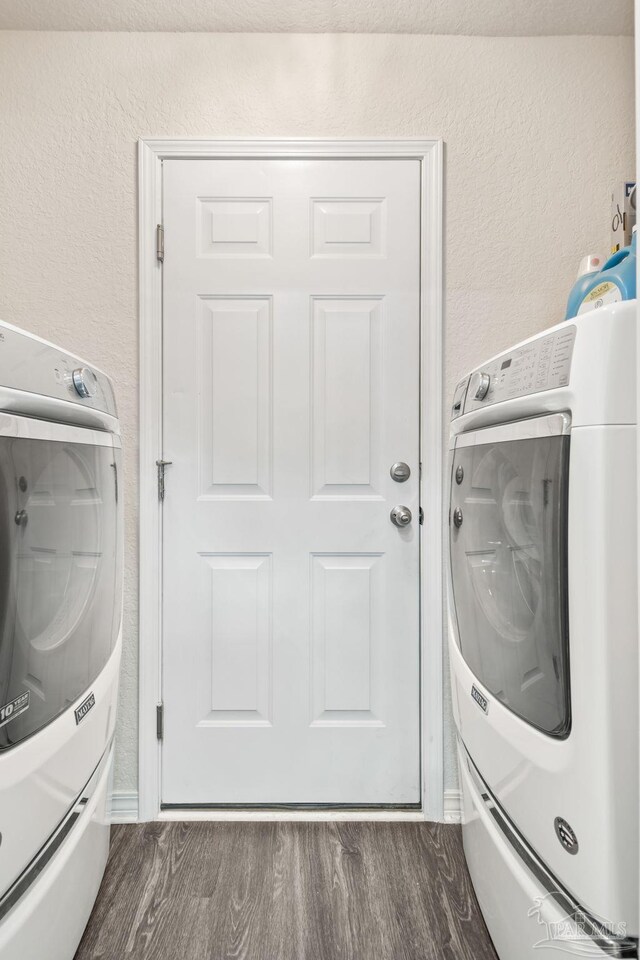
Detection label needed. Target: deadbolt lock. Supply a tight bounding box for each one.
[390,462,411,483]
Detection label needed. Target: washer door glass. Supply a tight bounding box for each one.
[0,433,121,751]
[450,418,570,737]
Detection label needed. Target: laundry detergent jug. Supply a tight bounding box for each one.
[565,229,637,319]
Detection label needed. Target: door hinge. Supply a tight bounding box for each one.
[156,223,164,262]
[156,703,164,740]
[156,459,172,501]
[419,507,424,525]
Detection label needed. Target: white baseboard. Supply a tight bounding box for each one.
[109,791,139,824]
[443,789,462,824]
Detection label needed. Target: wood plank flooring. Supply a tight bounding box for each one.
[74,822,498,960]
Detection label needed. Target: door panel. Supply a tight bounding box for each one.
[198,296,272,498]
[201,553,272,727]
[311,298,382,497]
[310,553,384,725]
[162,158,421,804]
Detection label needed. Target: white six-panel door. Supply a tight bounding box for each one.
[161,159,421,804]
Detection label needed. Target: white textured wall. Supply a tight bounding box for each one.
[0,32,634,797]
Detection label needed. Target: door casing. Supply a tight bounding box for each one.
[138,138,444,822]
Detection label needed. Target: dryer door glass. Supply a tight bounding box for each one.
[449,417,570,737]
[0,430,121,751]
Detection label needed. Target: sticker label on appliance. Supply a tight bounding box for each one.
[74,692,96,725]
[471,685,489,714]
[0,691,30,728]
[578,280,622,314]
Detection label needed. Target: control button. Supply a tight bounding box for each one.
[71,367,98,399]
[469,371,491,401]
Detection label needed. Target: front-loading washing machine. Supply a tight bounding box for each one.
[0,321,123,960]
[447,301,638,958]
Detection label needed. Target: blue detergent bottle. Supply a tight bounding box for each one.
[565,229,637,319]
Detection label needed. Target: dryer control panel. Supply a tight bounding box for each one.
[0,321,117,419]
[463,325,576,414]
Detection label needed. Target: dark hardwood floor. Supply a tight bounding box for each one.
[74,822,498,960]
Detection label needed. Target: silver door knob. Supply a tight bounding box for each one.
[453,507,463,528]
[390,505,412,527]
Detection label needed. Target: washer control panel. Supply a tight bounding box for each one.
[0,323,117,417]
[463,325,576,414]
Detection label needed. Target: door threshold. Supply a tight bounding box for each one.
[162,802,421,810]
[158,803,425,823]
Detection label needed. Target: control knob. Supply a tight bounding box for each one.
[469,370,491,401]
[71,367,98,399]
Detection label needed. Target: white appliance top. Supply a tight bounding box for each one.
[451,300,637,432]
[0,320,118,431]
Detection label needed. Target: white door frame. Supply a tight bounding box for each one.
[138,138,444,822]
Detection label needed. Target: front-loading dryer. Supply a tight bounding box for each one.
[0,321,123,960]
[447,301,638,959]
